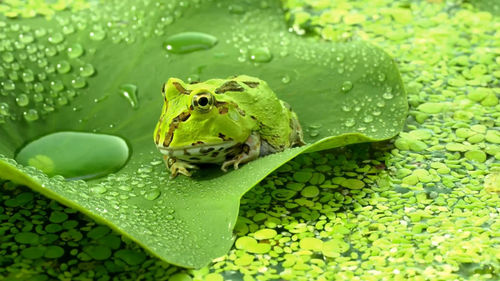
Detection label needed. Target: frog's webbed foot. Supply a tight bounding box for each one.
[221,133,261,172]
[163,155,198,179]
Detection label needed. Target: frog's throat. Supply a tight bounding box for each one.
[157,141,240,163]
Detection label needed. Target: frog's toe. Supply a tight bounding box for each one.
[221,160,234,172]
[221,158,243,172]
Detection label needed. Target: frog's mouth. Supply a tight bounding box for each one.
[157,141,239,163]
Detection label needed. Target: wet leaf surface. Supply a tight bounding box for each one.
[0,0,407,268]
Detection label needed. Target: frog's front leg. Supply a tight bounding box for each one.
[163,155,198,178]
[221,133,261,172]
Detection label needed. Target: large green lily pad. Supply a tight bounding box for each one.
[0,0,407,268]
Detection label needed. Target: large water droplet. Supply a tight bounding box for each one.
[119,84,139,109]
[249,47,273,63]
[163,32,217,54]
[15,132,130,180]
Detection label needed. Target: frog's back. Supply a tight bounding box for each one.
[214,75,302,150]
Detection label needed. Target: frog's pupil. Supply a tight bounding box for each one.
[198,96,209,107]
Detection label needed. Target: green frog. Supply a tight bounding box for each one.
[153,75,304,178]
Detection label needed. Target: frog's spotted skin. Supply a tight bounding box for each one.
[154,75,304,178]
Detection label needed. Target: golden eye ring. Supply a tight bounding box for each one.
[192,92,214,113]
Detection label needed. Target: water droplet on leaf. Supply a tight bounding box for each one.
[48,33,64,44]
[16,94,30,107]
[119,84,139,109]
[341,81,353,92]
[144,190,161,201]
[56,61,71,74]
[15,132,130,180]
[249,47,272,63]
[344,118,356,127]
[67,43,84,58]
[163,32,217,54]
[79,63,95,77]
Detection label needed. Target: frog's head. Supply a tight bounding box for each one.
[153,78,256,153]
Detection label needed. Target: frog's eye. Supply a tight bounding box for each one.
[192,92,214,113]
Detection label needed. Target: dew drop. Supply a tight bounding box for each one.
[2,52,14,63]
[71,76,86,89]
[378,73,386,82]
[382,92,393,100]
[21,70,34,82]
[19,33,34,44]
[163,32,217,54]
[15,131,130,180]
[376,101,385,107]
[44,46,57,57]
[3,80,15,91]
[33,82,44,93]
[34,28,47,37]
[0,103,9,116]
[67,43,84,58]
[79,63,95,77]
[33,93,44,103]
[342,105,351,112]
[56,61,71,73]
[50,80,64,92]
[56,96,68,106]
[119,84,139,109]
[48,32,64,44]
[249,47,273,63]
[89,29,106,41]
[16,94,30,107]
[341,81,353,92]
[23,109,39,122]
[144,190,161,201]
[309,131,319,137]
[119,185,133,191]
[62,25,75,35]
[281,75,291,84]
[363,115,374,123]
[344,118,356,127]
[91,185,107,194]
[228,4,245,14]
